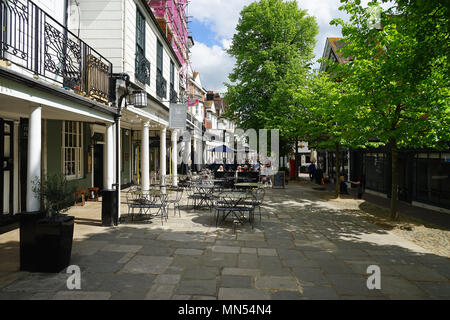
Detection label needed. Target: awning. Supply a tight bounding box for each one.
[208,145,235,153]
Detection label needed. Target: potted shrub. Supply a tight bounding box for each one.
[20,173,76,273]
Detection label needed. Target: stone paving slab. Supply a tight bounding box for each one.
[218,288,271,300]
[300,286,340,300]
[182,266,219,280]
[174,248,204,256]
[255,276,300,291]
[1,183,449,300]
[52,291,111,300]
[220,275,253,288]
[121,255,173,274]
[145,284,176,300]
[177,280,217,296]
[222,268,261,277]
[378,275,430,299]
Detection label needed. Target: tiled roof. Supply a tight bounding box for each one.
[328,37,352,64]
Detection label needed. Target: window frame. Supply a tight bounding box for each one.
[136,9,146,57]
[157,39,163,74]
[62,121,84,180]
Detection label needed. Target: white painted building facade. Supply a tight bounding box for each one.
[0,0,118,216]
[0,0,185,221]
[72,0,183,191]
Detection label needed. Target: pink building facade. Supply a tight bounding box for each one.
[148,0,189,91]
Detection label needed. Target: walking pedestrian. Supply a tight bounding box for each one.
[350,174,365,199]
[308,163,316,181]
[314,165,323,184]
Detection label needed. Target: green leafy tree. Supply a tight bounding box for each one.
[271,70,369,197]
[224,0,319,162]
[331,0,449,219]
[32,173,77,219]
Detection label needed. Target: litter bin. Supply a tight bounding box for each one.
[101,189,118,226]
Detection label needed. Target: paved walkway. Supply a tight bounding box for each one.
[0,182,449,300]
[303,174,450,229]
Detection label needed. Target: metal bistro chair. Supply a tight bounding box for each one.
[186,183,204,210]
[214,191,255,229]
[243,187,266,222]
[125,187,144,221]
[166,187,184,217]
[141,190,169,225]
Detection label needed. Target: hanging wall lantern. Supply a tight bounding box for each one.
[130,90,147,108]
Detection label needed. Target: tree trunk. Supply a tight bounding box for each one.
[294,139,299,180]
[390,138,399,220]
[335,142,341,199]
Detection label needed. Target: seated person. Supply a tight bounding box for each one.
[217,165,224,172]
[260,165,273,184]
[253,161,261,172]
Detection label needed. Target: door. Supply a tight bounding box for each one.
[0,119,14,214]
[93,144,104,190]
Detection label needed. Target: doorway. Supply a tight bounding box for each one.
[0,119,14,215]
[93,143,104,191]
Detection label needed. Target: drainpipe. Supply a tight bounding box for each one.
[112,73,130,223]
[63,0,69,28]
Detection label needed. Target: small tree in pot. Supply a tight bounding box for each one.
[20,173,77,272]
[32,173,76,219]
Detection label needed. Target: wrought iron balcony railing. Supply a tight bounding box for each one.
[156,69,167,99]
[0,0,112,103]
[135,50,150,85]
[169,85,177,103]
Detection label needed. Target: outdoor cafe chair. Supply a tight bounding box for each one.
[242,187,266,221]
[141,190,169,225]
[166,186,184,217]
[126,188,149,221]
[213,191,255,229]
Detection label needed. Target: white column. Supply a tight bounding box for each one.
[105,123,114,189]
[26,106,41,212]
[116,119,121,219]
[171,130,178,187]
[141,121,150,190]
[184,135,190,173]
[160,127,167,186]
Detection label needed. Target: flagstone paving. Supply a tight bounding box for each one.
[0,181,449,300]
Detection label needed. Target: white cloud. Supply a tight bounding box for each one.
[189,0,254,40]
[188,0,395,88]
[190,41,235,93]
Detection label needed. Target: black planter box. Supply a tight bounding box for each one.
[19,212,45,271]
[19,213,74,273]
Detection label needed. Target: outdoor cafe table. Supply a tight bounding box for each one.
[212,191,255,228]
[234,182,264,190]
[131,189,169,217]
[192,184,216,209]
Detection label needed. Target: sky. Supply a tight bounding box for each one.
[188,0,390,93]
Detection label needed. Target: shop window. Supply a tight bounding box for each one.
[62,121,83,179]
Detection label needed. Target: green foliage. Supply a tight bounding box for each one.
[224,0,319,136]
[32,173,77,218]
[330,0,449,150]
[328,0,449,217]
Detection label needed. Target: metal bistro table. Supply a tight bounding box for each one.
[191,184,217,209]
[131,189,169,224]
[212,191,255,228]
[234,182,264,190]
